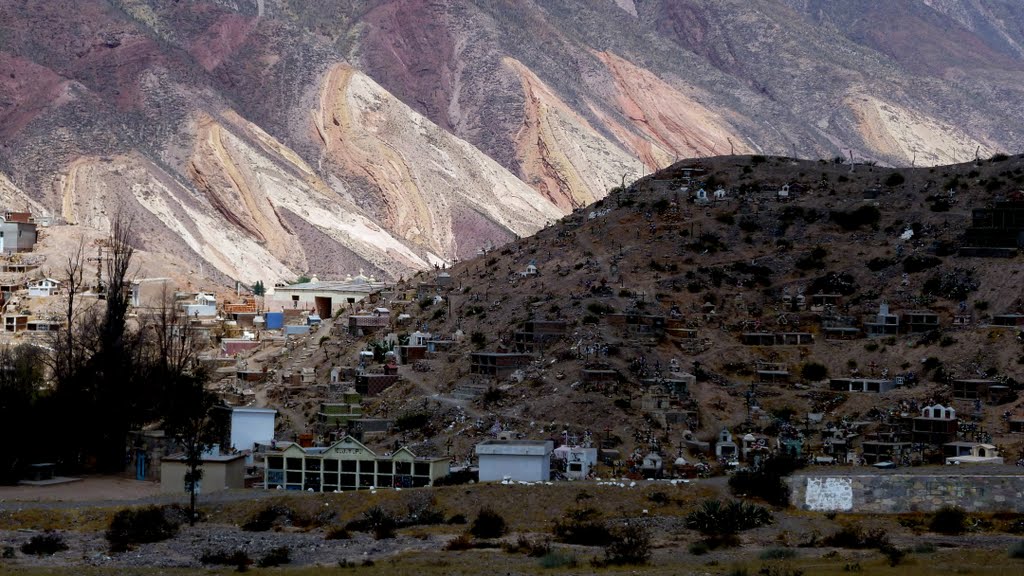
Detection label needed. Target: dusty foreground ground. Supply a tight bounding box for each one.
[1,477,1023,575]
[0,478,161,504]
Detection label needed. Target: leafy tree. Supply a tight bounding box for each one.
[251,280,265,296]
[0,345,44,483]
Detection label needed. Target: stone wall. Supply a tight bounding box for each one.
[788,473,1024,513]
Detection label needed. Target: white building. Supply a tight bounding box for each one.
[554,445,598,480]
[230,407,276,464]
[476,439,553,482]
[268,273,387,318]
[27,278,60,297]
[182,292,217,318]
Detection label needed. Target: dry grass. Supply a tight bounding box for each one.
[0,507,118,532]
[4,547,1023,575]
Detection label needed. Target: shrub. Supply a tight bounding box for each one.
[106,506,179,552]
[446,513,467,525]
[1010,541,1024,559]
[884,173,905,186]
[822,524,890,549]
[760,547,796,560]
[903,255,941,274]
[539,551,578,569]
[394,411,431,432]
[929,506,967,535]
[257,546,291,568]
[866,257,894,271]
[470,507,507,539]
[686,500,773,539]
[325,526,351,540]
[242,505,294,532]
[433,470,478,487]
[801,362,828,382]
[444,533,475,551]
[470,331,486,348]
[358,506,397,540]
[688,541,710,555]
[200,549,253,571]
[20,532,68,556]
[553,508,613,546]
[504,535,551,557]
[602,523,651,566]
[830,206,880,231]
[728,454,801,506]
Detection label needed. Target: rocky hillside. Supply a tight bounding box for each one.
[335,154,1024,461]
[1,1,1022,285]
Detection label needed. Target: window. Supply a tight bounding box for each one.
[305,459,321,472]
[286,457,303,470]
[286,471,302,484]
[395,462,411,475]
[358,460,375,474]
[414,462,429,476]
[267,457,283,470]
[341,460,356,472]
[339,473,355,487]
[377,461,392,474]
[323,459,338,472]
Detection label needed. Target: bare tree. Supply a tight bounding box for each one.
[147,282,220,524]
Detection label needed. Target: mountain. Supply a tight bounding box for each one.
[1,0,1022,285]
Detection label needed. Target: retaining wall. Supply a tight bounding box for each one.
[787,472,1024,513]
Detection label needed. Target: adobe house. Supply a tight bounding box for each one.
[943,442,1003,465]
[161,449,246,494]
[860,427,912,464]
[610,313,667,337]
[580,363,619,385]
[742,332,776,346]
[0,213,37,253]
[822,315,861,339]
[3,313,27,333]
[1008,414,1024,433]
[756,362,789,384]
[864,302,899,338]
[0,279,25,306]
[348,314,389,336]
[952,379,1012,404]
[317,402,363,428]
[26,318,61,332]
[469,352,533,379]
[397,345,427,364]
[902,310,940,333]
[476,439,553,482]
[829,378,897,394]
[514,320,567,352]
[264,436,447,491]
[960,200,1024,256]
[741,332,812,346]
[992,313,1024,327]
[809,293,842,312]
[355,372,400,396]
[912,404,958,445]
